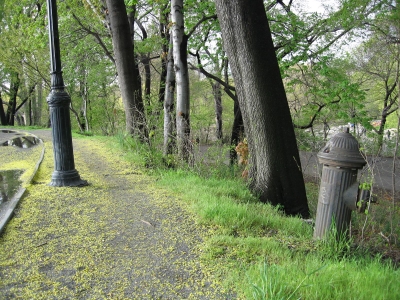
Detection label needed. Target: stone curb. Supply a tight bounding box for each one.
[0,135,45,234]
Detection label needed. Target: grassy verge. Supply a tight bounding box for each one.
[112,135,399,299]
[155,171,398,299]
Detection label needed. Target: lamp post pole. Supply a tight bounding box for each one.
[46,0,87,187]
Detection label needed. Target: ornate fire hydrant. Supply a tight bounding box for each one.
[313,128,367,239]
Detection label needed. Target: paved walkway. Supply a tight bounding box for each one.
[0,129,232,299]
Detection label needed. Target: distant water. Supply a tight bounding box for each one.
[1,130,40,148]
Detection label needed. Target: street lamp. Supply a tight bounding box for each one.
[46,0,87,187]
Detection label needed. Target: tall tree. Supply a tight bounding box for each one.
[171,0,191,161]
[131,8,151,106]
[286,56,368,136]
[189,51,243,162]
[6,71,20,126]
[33,81,43,126]
[0,1,47,125]
[163,35,176,156]
[215,0,309,217]
[351,0,400,148]
[105,0,147,140]
[67,0,122,133]
[212,81,223,140]
[0,91,7,125]
[158,3,170,107]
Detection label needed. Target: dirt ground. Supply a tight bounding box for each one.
[0,130,233,299]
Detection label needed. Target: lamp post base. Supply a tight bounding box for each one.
[49,169,88,187]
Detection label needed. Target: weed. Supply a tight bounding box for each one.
[317,220,353,260]
[250,261,326,300]
[250,262,288,300]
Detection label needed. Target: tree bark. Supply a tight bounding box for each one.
[33,81,43,126]
[6,71,20,126]
[70,99,85,132]
[163,35,176,156]
[212,81,223,140]
[134,16,152,107]
[142,55,151,106]
[105,0,147,140]
[28,96,32,126]
[159,4,170,107]
[215,0,309,217]
[0,91,7,125]
[79,79,90,132]
[171,0,191,162]
[15,114,24,126]
[230,94,244,164]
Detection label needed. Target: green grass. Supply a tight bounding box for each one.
[4,130,396,299]
[0,125,48,130]
[153,167,399,299]
[247,254,397,300]
[110,135,399,299]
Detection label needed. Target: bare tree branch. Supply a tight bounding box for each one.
[15,85,36,113]
[186,14,217,39]
[72,13,115,65]
[188,51,235,93]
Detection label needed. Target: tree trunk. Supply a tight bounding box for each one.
[215,0,309,217]
[142,55,151,106]
[0,91,7,125]
[133,14,152,108]
[212,81,223,140]
[159,4,170,107]
[230,95,244,164]
[163,35,176,156]
[79,77,90,132]
[28,96,32,126]
[376,122,386,152]
[171,0,191,162]
[83,94,89,132]
[105,0,147,140]
[70,100,85,132]
[6,71,20,126]
[15,113,24,126]
[33,81,43,126]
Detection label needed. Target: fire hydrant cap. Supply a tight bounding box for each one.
[317,128,366,168]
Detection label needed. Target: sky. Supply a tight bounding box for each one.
[294,0,362,54]
[301,0,336,14]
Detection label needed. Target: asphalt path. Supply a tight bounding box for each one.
[0,128,232,298]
